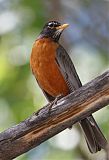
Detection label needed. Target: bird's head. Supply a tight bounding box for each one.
[40,21,69,42]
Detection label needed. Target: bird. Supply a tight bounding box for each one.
[30,20,107,153]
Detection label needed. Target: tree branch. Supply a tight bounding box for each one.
[0,71,109,160]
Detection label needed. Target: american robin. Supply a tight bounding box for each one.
[30,21,107,153]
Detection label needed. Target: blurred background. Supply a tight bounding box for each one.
[0,0,109,160]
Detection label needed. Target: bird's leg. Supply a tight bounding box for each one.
[48,94,63,113]
[54,94,63,104]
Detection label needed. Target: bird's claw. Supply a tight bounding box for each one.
[48,94,63,113]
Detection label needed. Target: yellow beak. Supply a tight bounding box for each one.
[56,23,69,30]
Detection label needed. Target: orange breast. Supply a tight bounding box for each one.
[30,38,69,97]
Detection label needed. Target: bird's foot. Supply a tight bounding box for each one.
[48,94,63,113]
[54,94,63,104]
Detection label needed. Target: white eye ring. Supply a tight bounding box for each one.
[48,22,54,27]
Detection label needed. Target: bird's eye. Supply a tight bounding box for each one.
[48,23,54,28]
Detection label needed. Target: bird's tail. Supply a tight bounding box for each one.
[80,115,107,153]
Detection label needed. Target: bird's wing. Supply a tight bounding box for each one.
[55,45,107,153]
[55,45,82,92]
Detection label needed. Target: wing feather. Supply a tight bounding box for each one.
[55,45,82,92]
